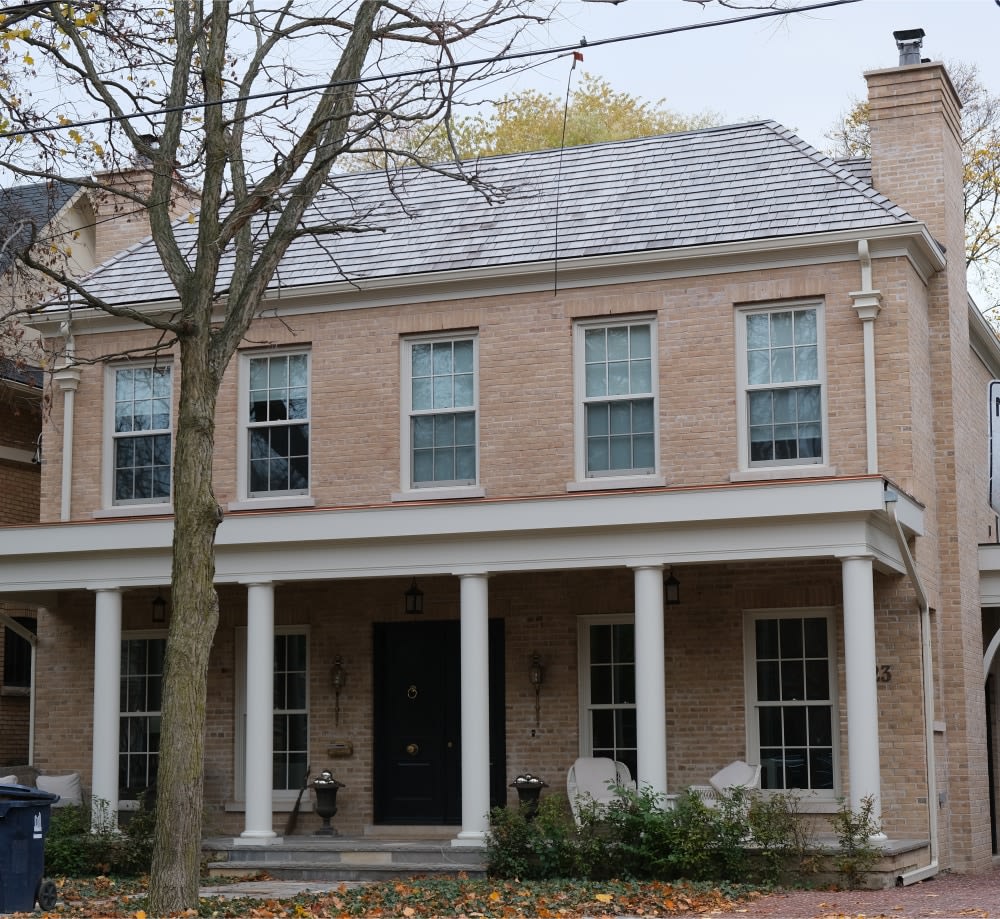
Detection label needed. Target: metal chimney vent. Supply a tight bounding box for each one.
[893,28,925,66]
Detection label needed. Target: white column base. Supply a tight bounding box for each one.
[235,831,280,845]
[452,830,487,847]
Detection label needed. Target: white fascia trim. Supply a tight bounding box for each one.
[0,476,921,593]
[968,299,1000,377]
[33,226,945,338]
[0,445,35,465]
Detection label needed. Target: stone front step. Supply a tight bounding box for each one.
[203,837,486,882]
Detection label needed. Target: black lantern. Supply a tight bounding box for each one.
[404,578,424,615]
[664,570,680,606]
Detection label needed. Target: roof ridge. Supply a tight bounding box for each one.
[762,121,915,223]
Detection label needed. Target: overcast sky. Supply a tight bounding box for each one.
[505,0,1000,154]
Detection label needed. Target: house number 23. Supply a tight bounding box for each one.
[875,665,892,683]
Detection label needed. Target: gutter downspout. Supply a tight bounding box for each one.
[851,240,883,474]
[886,490,940,885]
[52,327,81,522]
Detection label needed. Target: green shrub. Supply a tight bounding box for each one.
[44,795,156,877]
[831,794,881,888]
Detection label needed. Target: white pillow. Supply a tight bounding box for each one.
[36,773,82,807]
[0,774,19,785]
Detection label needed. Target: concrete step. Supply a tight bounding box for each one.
[203,837,486,882]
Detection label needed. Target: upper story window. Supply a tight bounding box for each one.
[575,319,657,479]
[738,305,825,468]
[111,365,172,505]
[403,335,478,489]
[244,351,310,498]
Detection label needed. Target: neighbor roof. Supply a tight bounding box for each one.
[66,120,917,307]
[0,180,78,273]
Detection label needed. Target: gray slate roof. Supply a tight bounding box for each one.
[0,180,77,273]
[73,121,916,307]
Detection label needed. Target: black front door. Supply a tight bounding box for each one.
[373,619,505,825]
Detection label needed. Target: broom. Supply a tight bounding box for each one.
[283,764,311,836]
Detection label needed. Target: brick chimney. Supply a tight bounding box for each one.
[864,31,964,263]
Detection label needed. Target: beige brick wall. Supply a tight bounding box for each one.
[41,258,922,521]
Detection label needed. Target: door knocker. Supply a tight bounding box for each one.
[407,684,418,700]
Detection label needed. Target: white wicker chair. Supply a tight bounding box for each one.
[689,759,761,808]
[566,756,635,824]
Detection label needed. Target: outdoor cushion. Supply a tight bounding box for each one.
[0,774,18,785]
[36,772,82,807]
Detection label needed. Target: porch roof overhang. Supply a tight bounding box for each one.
[0,475,920,600]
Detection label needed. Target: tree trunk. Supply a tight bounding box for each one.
[148,333,222,914]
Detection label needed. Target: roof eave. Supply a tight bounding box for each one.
[32,222,944,337]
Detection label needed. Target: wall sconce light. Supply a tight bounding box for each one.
[151,595,167,624]
[331,656,347,725]
[404,578,424,615]
[664,569,681,606]
[529,652,544,726]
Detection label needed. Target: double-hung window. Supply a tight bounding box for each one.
[577,616,637,780]
[739,305,824,468]
[111,365,172,505]
[745,611,837,796]
[576,319,656,479]
[403,335,478,489]
[120,633,165,797]
[244,351,310,498]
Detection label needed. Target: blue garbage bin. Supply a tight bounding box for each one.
[0,783,59,912]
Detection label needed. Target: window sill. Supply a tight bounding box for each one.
[729,464,837,483]
[566,475,666,493]
[228,496,316,512]
[391,486,486,502]
[93,504,173,519]
[0,686,30,698]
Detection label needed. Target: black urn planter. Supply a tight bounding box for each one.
[510,774,547,820]
[311,773,346,836]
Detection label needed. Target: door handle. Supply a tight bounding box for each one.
[406,743,419,756]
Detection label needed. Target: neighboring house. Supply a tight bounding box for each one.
[0,173,198,765]
[1,32,999,878]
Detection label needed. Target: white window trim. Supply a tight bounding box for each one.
[102,361,174,509]
[397,331,481,499]
[234,625,310,804]
[119,628,168,808]
[236,348,312,502]
[576,613,635,760]
[734,301,829,474]
[742,607,840,802]
[570,315,660,487]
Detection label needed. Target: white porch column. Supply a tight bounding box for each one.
[91,588,122,828]
[633,566,668,798]
[241,582,277,841]
[454,573,490,846]
[842,555,883,824]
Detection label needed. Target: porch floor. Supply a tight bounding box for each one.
[203,831,930,887]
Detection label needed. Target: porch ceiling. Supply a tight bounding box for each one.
[0,476,917,596]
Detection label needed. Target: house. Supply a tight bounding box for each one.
[0,173,199,767]
[0,31,998,878]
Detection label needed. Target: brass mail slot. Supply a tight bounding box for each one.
[327,741,354,758]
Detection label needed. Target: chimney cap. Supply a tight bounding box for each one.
[893,28,925,66]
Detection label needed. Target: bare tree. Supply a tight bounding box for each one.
[0,3,545,911]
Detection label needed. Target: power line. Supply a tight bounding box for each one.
[0,0,860,141]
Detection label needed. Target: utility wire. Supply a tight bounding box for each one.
[0,0,860,141]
